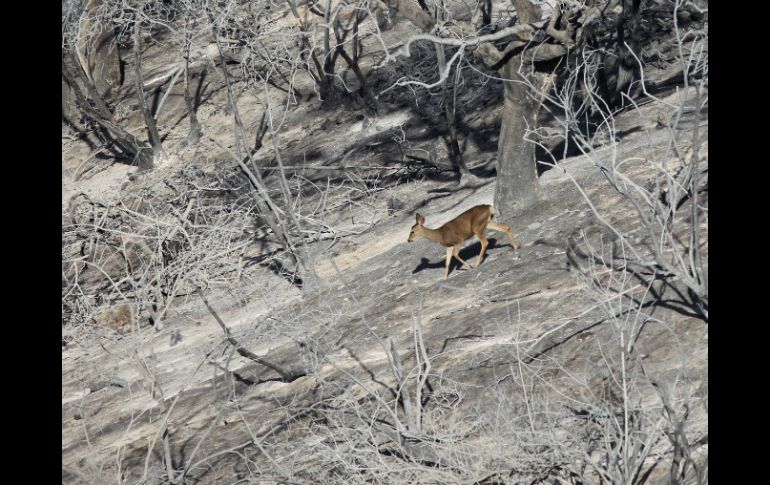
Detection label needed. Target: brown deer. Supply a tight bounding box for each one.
[407,204,518,280]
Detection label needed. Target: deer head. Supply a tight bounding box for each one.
[407,213,426,242]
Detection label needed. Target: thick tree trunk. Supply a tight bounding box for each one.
[491,0,545,220]
[493,56,539,220]
[384,0,554,214]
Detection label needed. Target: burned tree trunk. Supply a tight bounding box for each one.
[494,56,539,219]
[490,0,544,218]
[383,0,623,219]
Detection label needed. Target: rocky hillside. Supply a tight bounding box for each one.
[62,1,708,483]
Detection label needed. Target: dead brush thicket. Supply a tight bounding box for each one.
[62,0,706,483]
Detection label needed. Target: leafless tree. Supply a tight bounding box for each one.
[376,0,705,223]
[533,0,708,316]
[62,0,169,168]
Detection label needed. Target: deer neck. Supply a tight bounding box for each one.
[418,226,445,244]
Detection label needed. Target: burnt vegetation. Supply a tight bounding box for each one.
[63,0,707,483]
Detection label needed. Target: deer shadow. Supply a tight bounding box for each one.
[411,238,511,276]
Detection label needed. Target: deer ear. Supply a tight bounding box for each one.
[416,213,425,225]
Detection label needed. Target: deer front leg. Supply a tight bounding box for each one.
[444,246,453,280]
[487,222,518,251]
[453,244,472,270]
[475,233,489,267]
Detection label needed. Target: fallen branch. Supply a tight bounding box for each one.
[199,291,306,383]
[489,288,542,303]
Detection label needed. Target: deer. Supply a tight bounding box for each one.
[407,204,519,280]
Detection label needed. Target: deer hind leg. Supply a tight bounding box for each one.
[487,221,519,250]
[444,246,453,280]
[475,231,489,267]
[453,244,472,270]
